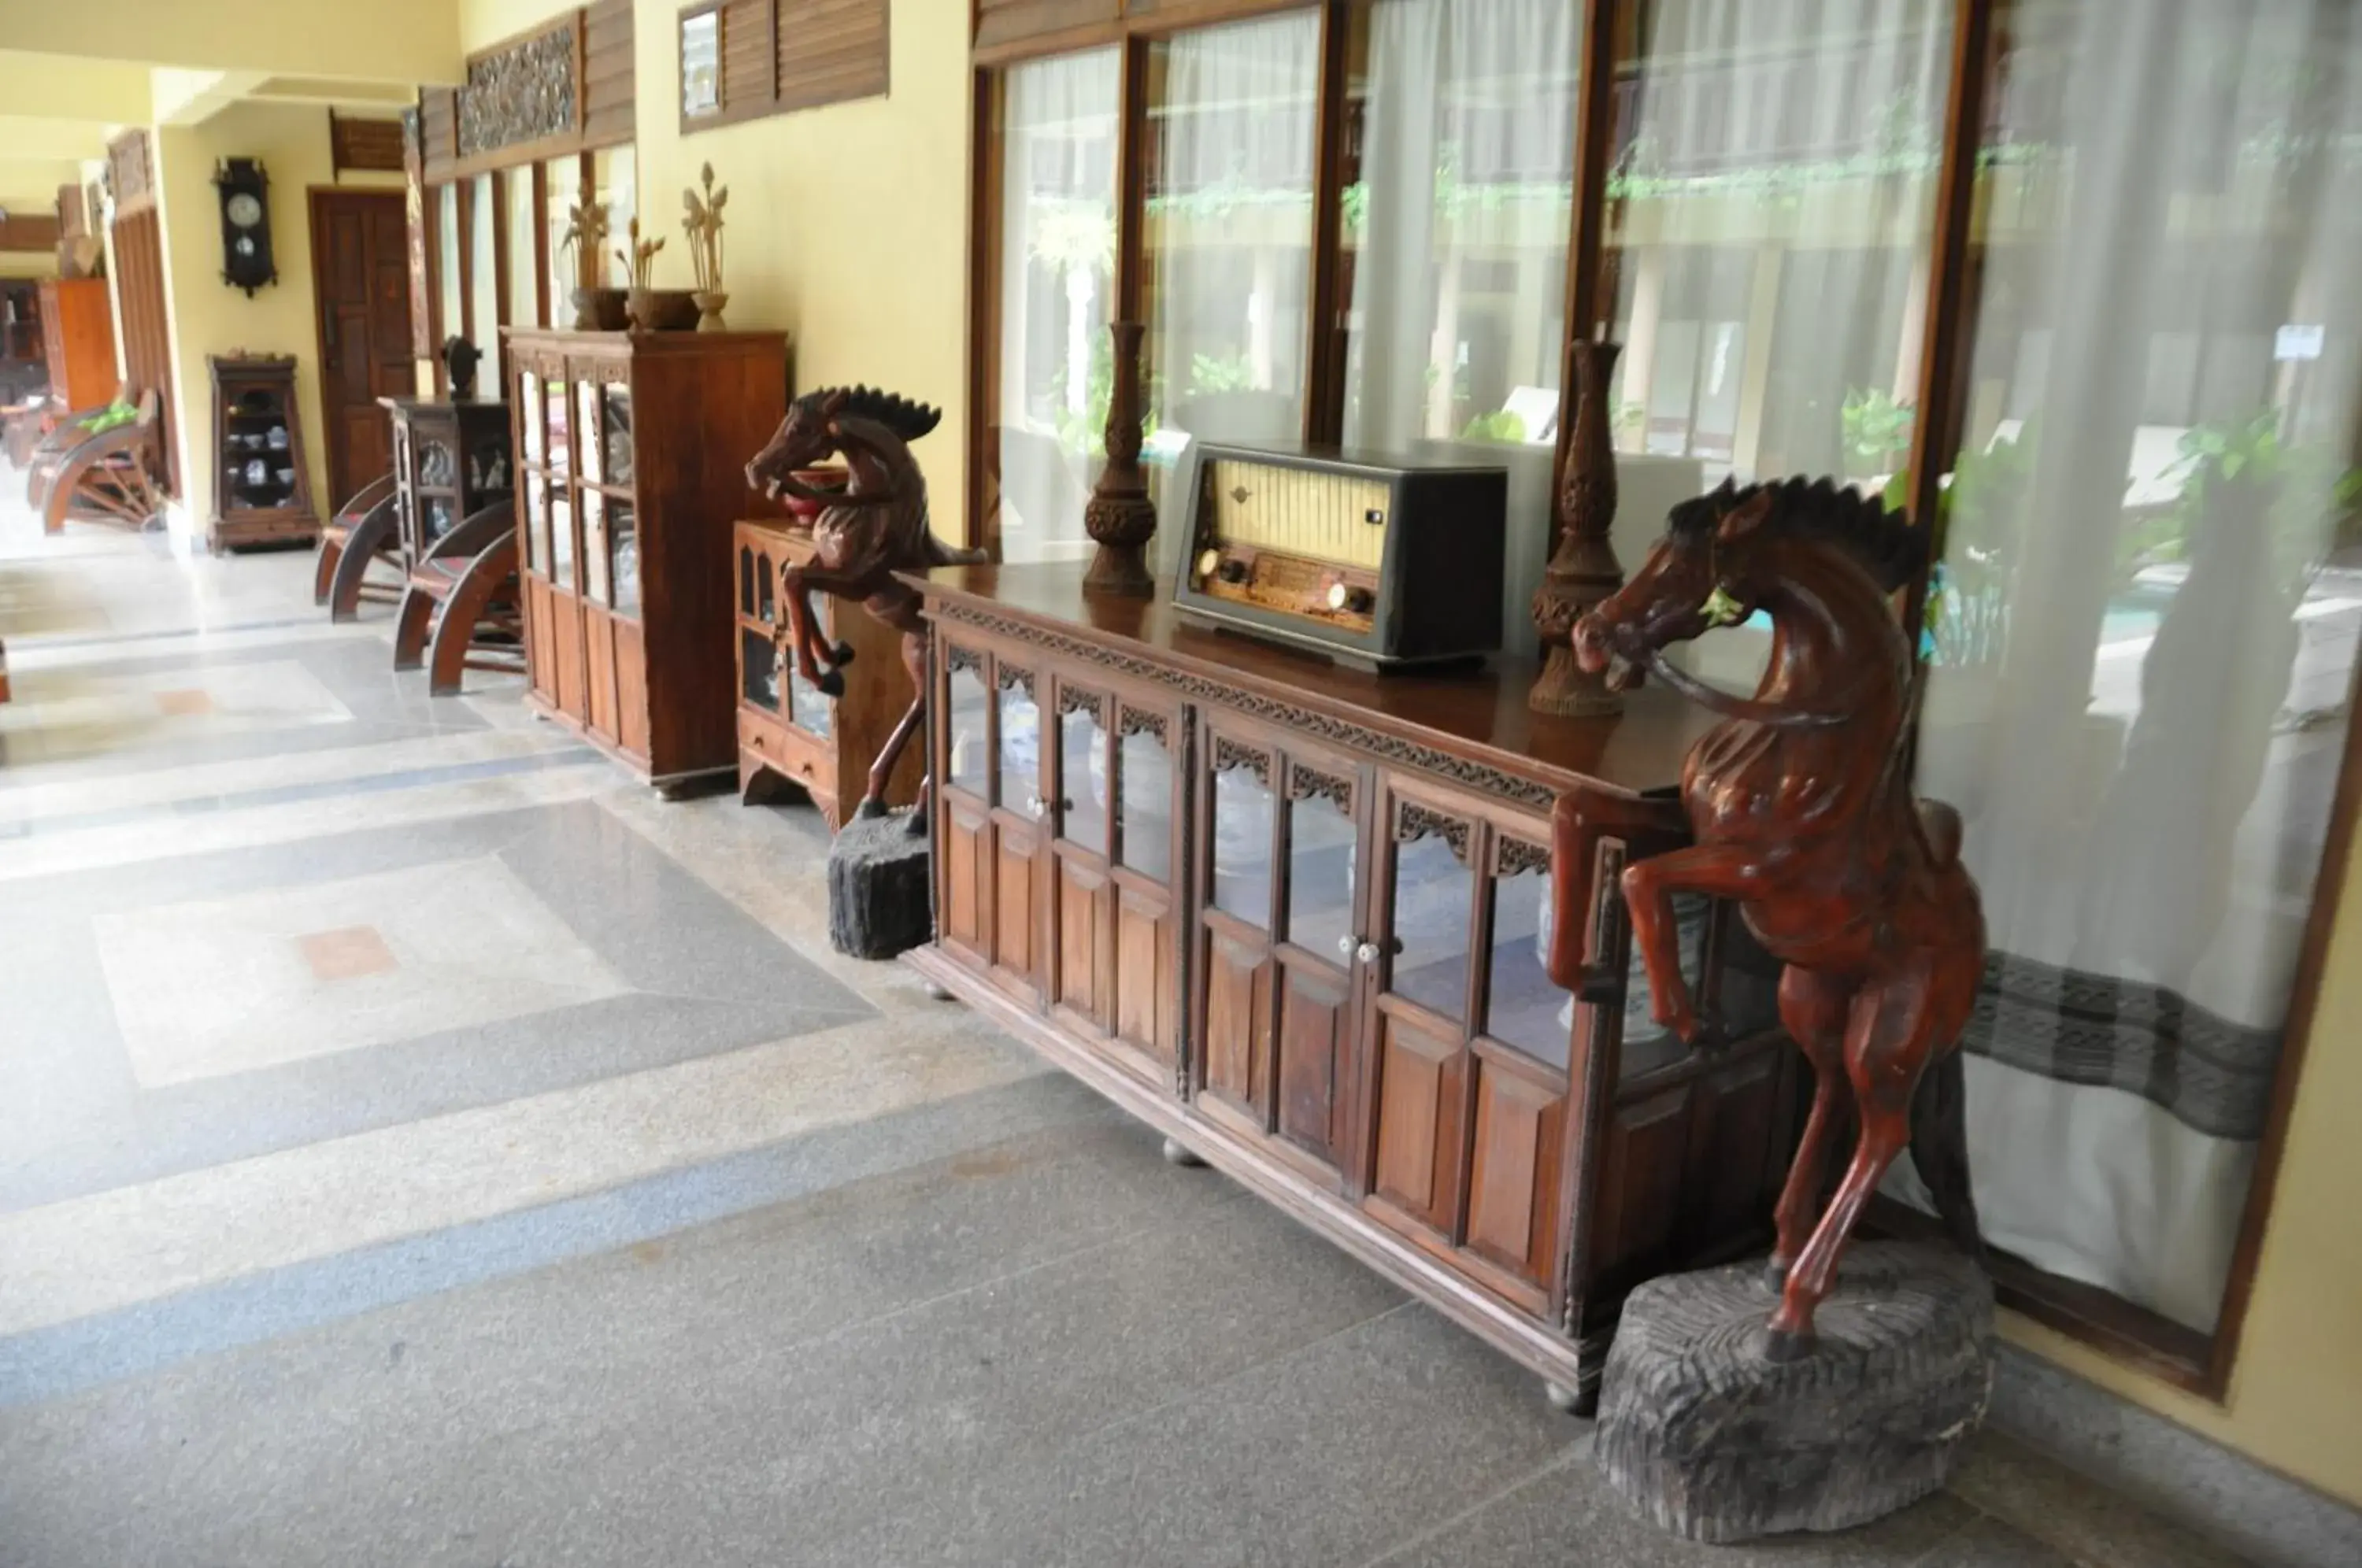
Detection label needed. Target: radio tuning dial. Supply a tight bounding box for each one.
[1216,557,1249,585]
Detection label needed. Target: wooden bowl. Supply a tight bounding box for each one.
[626,287,701,332]
[570,287,629,331]
[783,465,849,524]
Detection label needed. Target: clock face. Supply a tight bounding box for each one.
[226,192,263,228]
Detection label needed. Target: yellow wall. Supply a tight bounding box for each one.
[450,0,2362,1514]
[0,251,58,280]
[154,101,401,527]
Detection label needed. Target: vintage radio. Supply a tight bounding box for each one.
[1169,442,1507,671]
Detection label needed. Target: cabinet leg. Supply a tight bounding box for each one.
[1161,1137,1206,1169]
[1544,1381,1582,1415]
[922,980,954,1001]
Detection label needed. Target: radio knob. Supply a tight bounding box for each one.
[1195,548,1222,582]
[1342,586,1375,616]
[1216,557,1249,585]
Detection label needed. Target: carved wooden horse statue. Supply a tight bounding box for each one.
[744,385,987,825]
[1571,477,1986,1359]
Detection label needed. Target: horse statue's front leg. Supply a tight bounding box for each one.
[776,560,842,696]
[1620,844,1763,1048]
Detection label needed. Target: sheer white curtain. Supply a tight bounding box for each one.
[1910,0,2362,1331]
[1146,10,1320,534]
[1345,0,1579,657]
[997,50,1120,564]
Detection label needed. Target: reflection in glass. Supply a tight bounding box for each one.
[609,500,639,616]
[947,661,990,796]
[436,183,462,350]
[545,155,581,307]
[469,173,498,356]
[550,493,573,586]
[682,11,721,119]
[1605,0,1950,491]
[506,168,540,327]
[1117,724,1173,882]
[593,145,637,253]
[602,383,633,483]
[583,491,609,605]
[787,649,831,739]
[754,552,772,623]
[1286,787,1356,961]
[520,372,543,463]
[545,378,571,478]
[1485,860,1570,1071]
[1907,0,2362,1335]
[577,382,602,483]
[998,676,1042,816]
[1618,893,1709,1082]
[1210,760,1274,923]
[1390,828,1472,1020]
[741,627,779,711]
[524,472,549,573]
[418,439,456,487]
[1145,12,1320,523]
[996,48,1120,564]
[424,497,454,543]
[1059,702,1109,851]
[739,547,755,619]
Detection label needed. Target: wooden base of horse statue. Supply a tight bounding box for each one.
[745,386,987,830]
[1572,477,1986,1359]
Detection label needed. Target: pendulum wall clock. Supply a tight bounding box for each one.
[213,157,278,297]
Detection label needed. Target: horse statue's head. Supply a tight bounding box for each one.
[1572,477,1923,701]
[745,384,942,505]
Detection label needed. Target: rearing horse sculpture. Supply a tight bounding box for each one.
[1572,477,1986,1359]
[745,385,986,825]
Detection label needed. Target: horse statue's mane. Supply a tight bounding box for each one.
[1668,476,1924,595]
[801,383,942,444]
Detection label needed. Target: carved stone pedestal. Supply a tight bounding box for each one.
[827,810,933,960]
[1595,1242,1994,1544]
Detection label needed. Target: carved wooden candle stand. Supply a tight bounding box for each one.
[1528,338,1625,716]
[1081,320,1157,597]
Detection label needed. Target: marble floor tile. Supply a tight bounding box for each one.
[93,855,629,1085]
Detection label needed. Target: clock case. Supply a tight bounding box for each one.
[213,157,278,298]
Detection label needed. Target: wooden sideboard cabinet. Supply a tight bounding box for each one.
[731,518,923,827]
[909,564,1797,1409]
[383,396,513,562]
[505,328,790,790]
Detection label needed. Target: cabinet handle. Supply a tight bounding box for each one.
[1335,934,1356,959]
[1356,941,1382,966]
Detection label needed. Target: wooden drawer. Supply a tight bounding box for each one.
[738,708,837,818]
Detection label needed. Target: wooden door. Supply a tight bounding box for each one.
[310,189,414,510]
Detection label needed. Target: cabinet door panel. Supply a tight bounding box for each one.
[584,608,619,742]
[1371,1013,1461,1225]
[552,593,586,719]
[1202,930,1271,1115]
[1114,886,1175,1068]
[943,796,991,962]
[1275,960,1350,1170]
[1055,856,1110,1029]
[615,620,649,760]
[526,579,556,703]
[1465,1056,1567,1286]
[993,819,1041,992]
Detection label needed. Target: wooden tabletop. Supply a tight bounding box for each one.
[912,562,1716,802]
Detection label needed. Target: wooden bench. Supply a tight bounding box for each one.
[25,390,166,534]
[313,472,403,621]
[392,499,523,696]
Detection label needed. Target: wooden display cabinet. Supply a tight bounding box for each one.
[39,277,115,409]
[505,329,790,791]
[209,354,319,550]
[383,397,513,563]
[911,564,1799,1410]
[731,518,923,827]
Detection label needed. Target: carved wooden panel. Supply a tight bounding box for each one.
[331,114,408,176]
[943,795,991,961]
[1056,857,1112,1029]
[420,91,461,182]
[993,819,1040,990]
[1202,930,1270,1114]
[1466,1057,1568,1288]
[1113,886,1175,1071]
[1370,1012,1463,1233]
[1275,960,1350,1174]
[778,0,890,113]
[107,130,154,215]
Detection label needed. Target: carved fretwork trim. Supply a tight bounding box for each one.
[1397,803,1472,863]
[996,664,1037,701]
[1287,766,1353,813]
[1498,837,1551,878]
[946,645,983,676]
[1058,686,1108,722]
[1118,708,1168,744]
[1212,736,1271,785]
[932,603,1555,809]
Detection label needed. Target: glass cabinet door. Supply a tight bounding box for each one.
[740,627,781,712]
[576,381,602,484]
[1209,740,1276,926]
[1055,688,1110,855]
[1048,681,1115,1034]
[550,491,574,590]
[602,382,633,486]
[609,500,640,618]
[946,651,991,798]
[524,473,550,575]
[1482,837,1572,1074]
[1283,765,1357,966]
[1116,716,1174,884]
[544,375,572,479]
[519,371,543,466]
[1385,802,1479,1023]
[997,669,1042,819]
[582,491,610,605]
